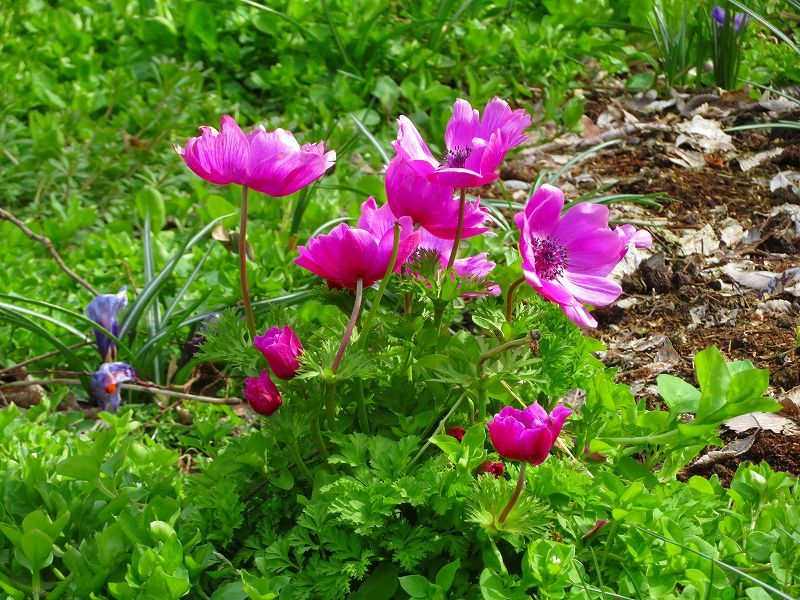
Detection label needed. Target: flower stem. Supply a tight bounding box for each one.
[310,408,331,467]
[504,275,526,323]
[239,185,256,338]
[325,381,337,430]
[499,462,527,524]
[332,278,364,374]
[360,223,400,346]
[290,439,313,480]
[446,188,467,269]
[355,378,370,434]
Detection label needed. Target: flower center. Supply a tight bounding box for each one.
[532,237,568,280]
[443,145,472,168]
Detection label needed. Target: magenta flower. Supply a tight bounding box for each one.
[85,287,127,362]
[711,6,749,32]
[615,224,653,260]
[242,370,282,416]
[476,461,505,478]
[176,115,335,197]
[254,325,303,380]
[487,403,572,465]
[295,198,420,290]
[392,97,531,188]
[385,157,489,240]
[90,362,136,412]
[515,184,643,328]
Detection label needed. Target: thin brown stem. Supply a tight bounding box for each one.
[332,278,364,374]
[504,275,526,323]
[239,185,256,338]
[0,342,90,375]
[446,188,466,269]
[0,208,99,296]
[499,462,527,524]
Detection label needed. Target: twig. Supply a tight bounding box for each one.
[0,208,100,296]
[0,342,91,375]
[0,378,241,405]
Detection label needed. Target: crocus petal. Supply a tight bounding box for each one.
[85,287,128,362]
[90,362,136,412]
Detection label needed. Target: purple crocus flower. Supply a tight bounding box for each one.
[711,6,749,33]
[85,287,127,362]
[487,403,572,465]
[176,115,335,197]
[90,362,136,412]
[392,97,531,188]
[385,156,489,240]
[515,184,650,328]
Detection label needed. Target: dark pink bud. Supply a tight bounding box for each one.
[487,403,572,466]
[446,427,466,442]
[476,461,505,478]
[254,325,303,380]
[583,444,607,462]
[242,370,282,416]
[581,519,609,541]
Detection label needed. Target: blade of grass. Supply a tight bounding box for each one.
[547,139,620,185]
[350,114,391,164]
[729,0,800,55]
[239,0,318,40]
[161,244,215,324]
[143,211,161,383]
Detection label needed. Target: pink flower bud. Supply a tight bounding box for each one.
[487,403,572,465]
[254,325,303,380]
[446,427,466,442]
[242,370,282,416]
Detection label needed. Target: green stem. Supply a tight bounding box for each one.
[446,188,466,269]
[360,222,400,346]
[499,462,527,524]
[478,335,530,365]
[476,378,488,425]
[239,185,256,338]
[332,278,364,374]
[310,408,331,468]
[325,382,337,430]
[290,439,313,480]
[602,430,678,445]
[504,275,526,323]
[355,378,370,434]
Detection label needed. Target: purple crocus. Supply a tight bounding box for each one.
[393,97,531,188]
[242,370,282,416]
[516,184,649,328]
[90,362,136,412]
[176,115,335,197]
[385,156,489,240]
[254,325,303,380]
[711,6,749,33]
[295,198,420,290]
[85,287,127,362]
[487,403,572,465]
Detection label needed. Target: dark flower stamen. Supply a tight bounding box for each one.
[443,145,472,169]
[532,237,568,280]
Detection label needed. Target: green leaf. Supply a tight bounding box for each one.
[694,346,731,416]
[351,563,399,600]
[20,529,54,572]
[479,568,508,600]
[185,2,218,49]
[56,455,100,481]
[657,374,701,415]
[398,574,430,598]
[434,559,460,591]
[727,368,769,404]
[135,186,166,233]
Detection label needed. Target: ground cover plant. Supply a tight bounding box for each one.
[1,1,799,599]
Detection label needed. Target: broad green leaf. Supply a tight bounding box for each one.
[657,374,701,415]
[398,574,430,598]
[20,528,54,572]
[694,346,730,416]
[56,455,100,481]
[135,186,166,233]
[434,559,460,591]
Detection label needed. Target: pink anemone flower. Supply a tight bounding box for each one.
[416,229,500,295]
[385,157,489,240]
[515,184,649,328]
[243,370,282,416]
[295,198,420,290]
[254,325,303,380]
[487,403,572,466]
[392,97,531,188]
[176,115,335,197]
[615,224,653,260]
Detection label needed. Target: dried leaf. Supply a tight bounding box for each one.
[725,412,800,435]
[693,433,756,467]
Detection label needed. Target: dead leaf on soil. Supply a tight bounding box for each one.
[725,412,800,435]
[675,115,734,153]
[677,224,720,256]
[737,147,784,172]
[770,172,800,195]
[693,433,757,468]
[717,217,745,247]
